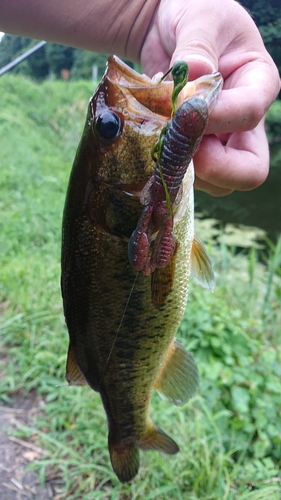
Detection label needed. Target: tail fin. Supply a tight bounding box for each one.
[138,421,179,455]
[108,422,178,482]
[108,437,139,483]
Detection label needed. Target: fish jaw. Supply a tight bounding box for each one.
[179,71,223,112]
[106,55,223,117]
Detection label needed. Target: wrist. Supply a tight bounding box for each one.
[0,0,160,62]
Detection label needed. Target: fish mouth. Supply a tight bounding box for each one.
[106,56,223,118]
[187,72,223,113]
[172,71,223,114]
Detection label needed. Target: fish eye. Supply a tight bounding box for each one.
[95,111,121,140]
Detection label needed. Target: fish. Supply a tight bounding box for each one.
[61,55,223,483]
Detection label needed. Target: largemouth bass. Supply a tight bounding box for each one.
[61,56,222,483]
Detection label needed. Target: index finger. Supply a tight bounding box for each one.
[205,60,281,135]
[194,120,269,194]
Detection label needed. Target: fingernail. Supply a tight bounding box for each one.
[174,54,216,74]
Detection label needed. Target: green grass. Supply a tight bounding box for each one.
[0,74,281,499]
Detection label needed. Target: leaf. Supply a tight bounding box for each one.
[231,386,250,413]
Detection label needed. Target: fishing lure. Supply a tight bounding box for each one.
[128,62,209,276]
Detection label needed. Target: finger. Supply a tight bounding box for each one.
[140,23,171,77]
[166,0,230,80]
[168,0,263,78]
[205,87,269,135]
[193,121,269,193]
[169,25,219,81]
[171,23,280,134]
[165,0,280,107]
[205,65,280,135]
[194,178,233,197]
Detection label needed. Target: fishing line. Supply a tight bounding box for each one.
[98,271,139,388]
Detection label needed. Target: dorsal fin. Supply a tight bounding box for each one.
[190,234,215,291]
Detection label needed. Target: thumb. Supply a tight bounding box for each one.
[168,4,221,80]
[173,55,216,81]
[171,39,218,81]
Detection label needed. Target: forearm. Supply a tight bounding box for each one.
[0,0,159,61]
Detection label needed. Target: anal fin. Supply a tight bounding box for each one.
[138,421,179,454]
[66,345,87,386]
[154,338,199,406]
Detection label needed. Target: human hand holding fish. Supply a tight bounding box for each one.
[0,0,280,197]
[141,0,281,196]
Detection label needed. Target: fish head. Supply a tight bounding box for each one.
[87,56,170,187]
[87,56,222,189]
[80,56,223,239]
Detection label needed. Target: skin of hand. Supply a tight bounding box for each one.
[0,0,280,196]
[141,0,281,196]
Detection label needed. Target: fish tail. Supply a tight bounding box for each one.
[138,421,179,455]
[108,436,139,483]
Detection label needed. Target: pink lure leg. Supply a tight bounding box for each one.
[128,203,177,276]
[128,177,178,276]
[150,214,176,271]
[128,205,153,273]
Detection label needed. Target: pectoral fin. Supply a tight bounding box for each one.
[154,338,199,406]
[66,345,87,386]
[190,234,215,291]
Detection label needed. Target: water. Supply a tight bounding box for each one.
[195,166,281,243]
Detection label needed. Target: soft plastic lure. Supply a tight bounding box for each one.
[128,62,209,276]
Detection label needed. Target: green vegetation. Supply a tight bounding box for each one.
[266,100,281,169]
[0,75,281,499]
[241,0,281,74]
[0,34,109,80]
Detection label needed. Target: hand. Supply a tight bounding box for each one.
[141,0,281,196]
